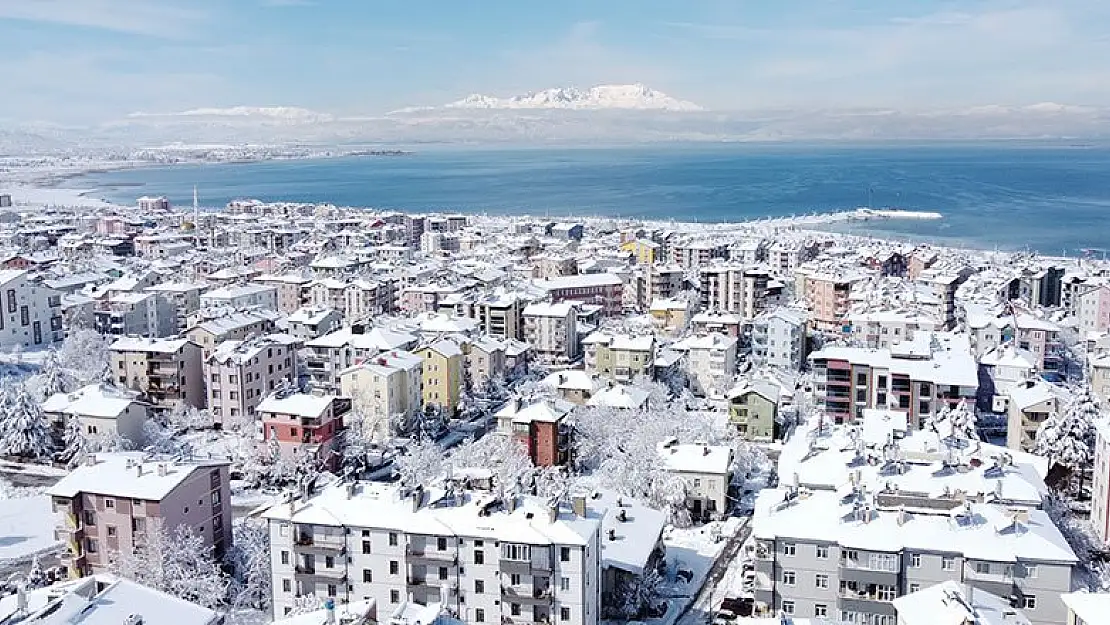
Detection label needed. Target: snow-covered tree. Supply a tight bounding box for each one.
[287,594,324,616]
[143,420,186,455]
[927,400,979,443]
[226,519,271,611]
[31,348,76,401]
[109,524,229,609]
[58,328,110,385]
[59,417,89,468]
[396,439,445,486]
[166,402,211,433]
[449,435,534,494]
[608,567,664,620]
[0,378,56,461]
[1035,387,1099,494]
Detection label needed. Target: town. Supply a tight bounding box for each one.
[0,189,1107,625]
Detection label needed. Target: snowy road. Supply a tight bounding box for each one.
[674,518,752,625]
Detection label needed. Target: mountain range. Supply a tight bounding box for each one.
[440,84,702,112]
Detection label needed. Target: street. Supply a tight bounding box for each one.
[675,517,752,625]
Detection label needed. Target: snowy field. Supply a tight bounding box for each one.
[0,494,61,565]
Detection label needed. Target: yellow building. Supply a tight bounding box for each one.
[415,338,464,415]
[620,238,661,265]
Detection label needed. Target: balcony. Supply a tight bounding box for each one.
[406,545,458,564]
[294,565,316,575]
[502,585,554,605]
[293,533,346,552]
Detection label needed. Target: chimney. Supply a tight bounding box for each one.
[572,495,587,518]
[135,464,143,478]
[156,463,167,477]
[897,506,908,526]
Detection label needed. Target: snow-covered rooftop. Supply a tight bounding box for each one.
[892,580,1031,625]
[257,392,337,418]
[45,452,227,501]
[657,441,732,476]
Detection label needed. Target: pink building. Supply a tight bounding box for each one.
[47,453,232,577]
[537,273,624,316]
[1079,283,1110,335]
[258,392,351,470]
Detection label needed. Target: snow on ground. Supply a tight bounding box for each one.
[635,517,742,625]
[0,493,61,565]
[3,185,126,210]
[0,460,69,479]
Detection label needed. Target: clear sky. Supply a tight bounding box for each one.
[1,0,1108,124]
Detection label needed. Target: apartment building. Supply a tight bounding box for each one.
[968,311,1064,373]
[727,380,781,442]
[286,306,343,340]
[581,332,655,383]
[186,309,281,358]
[670,241,726,268]
[797,269,867,333]
[206,334,300,426]
[253,274,312,314]
[751,308,808,371]
[809,332,978,426]
[495,397,574,467]
[93,292,178,338]
[534,273,623,316]
[258,391,352,469]
[415,339,465,416]
[916,269,970,330]
[308,278,348,313]
[698,264,770,320]
[200,283,279,311]
[892,581,1033,625]
[262,481,602,625]
[1089,420,1110,546]
[749,487,1075,625]
[690,311,744,338]
[1005,380,1062,453]
[847,309,943,350]
[475,294,525,340]
[143,281,206,333]
[1061,592,1110,625]
[42,383,149,448]
[0,269,66,349]
[0,574,222,625]
[1076,282,1110,335]
[110,337,205,414]
[304,324,419,391]
[767,240,820,277]
[675,333,738,398]
[657,440,733,522]
[340,350,424,439]
[644,265,685,302]
[468,337,507,387]
[47,453,232,576]
[346,278,395,319]
[648,298,691,337]
[523,302,578,365]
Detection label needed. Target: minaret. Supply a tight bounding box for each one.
[193,185,200,246]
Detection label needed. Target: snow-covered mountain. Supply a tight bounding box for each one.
[443,84,703,112]
[128,106,334,123]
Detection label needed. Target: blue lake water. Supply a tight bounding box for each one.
[73,143,1110,254]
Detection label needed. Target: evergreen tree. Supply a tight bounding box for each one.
[0,378,56,460]
[34,348,76,401]
[1035,387,1099,494]
[60,417,88,468]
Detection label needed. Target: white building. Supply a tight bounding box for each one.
[1091,420,1110,546]
[847,309,943,349]
[675,332,738,398]
[657,440,733,522]
[286,306,343,340]
[339,350,424,439]
[200,283,279,311]
[0,574,221,625]
[205,334,300,426]
[42,383,149,448]
[262,480,603,625]
[523,302,578,365]
[698,264,770,319]
[751,308,808,371]
[892,580,1032,625]
[0,269,64,350]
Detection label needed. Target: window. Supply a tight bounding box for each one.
[815,604,828,617]
[390,590,400,604]
[281,551,289,565]
[475,609,485,623]
[83,510,96,526]
[909,583,920,593]
[474,550,484,564]
[1022,595,1036,610]
[389,561,399,575]
[841,549,858,563]
[561,608,571,622]
[783,543,796,556]
[362,540,371,554]
[510,604,521,617]
[325,556,335,569]
[1025,564,1038,579]
[781,600,795,615]
[560,547,571,562]
[942,557,955,571]
[816,545,829,559]
[363,569,372,583]
[475,580,485,594]
[85,539,98,553]
[510,573,521,586]
[131,518,145,532]
[438,567,447,581]
[815,573,829,589]
[389,533,398,546]
[782,571,796,586]
[975,562,991,574]
[437,537,448,551]
[107,526,117,537]
[560,577,571,591]
[910,553,921,568]
[327,584,337,597]
[104,498,115,509]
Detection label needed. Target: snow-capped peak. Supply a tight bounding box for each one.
[444,83,703,112]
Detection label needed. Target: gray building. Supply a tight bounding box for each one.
[748,488,1076,625]
[94,292,177,338]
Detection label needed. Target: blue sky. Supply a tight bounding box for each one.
[1,0,1108,124]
